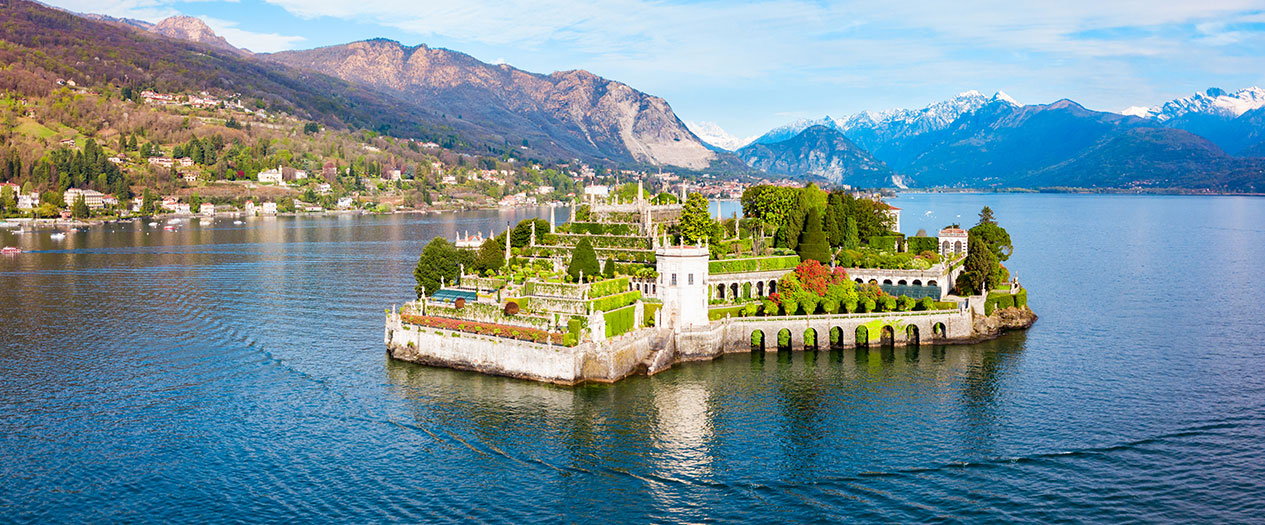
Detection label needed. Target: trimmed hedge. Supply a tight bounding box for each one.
[590,290,641,312]
[1014,288,1028,308]
[985,291,1017,315]
[709,255,800,274]
[708,305,746,320]
[604,304,636,338]
[589,277,630,298]
[643,302,662,326]
[562,222,637,235]
[908,236,938,254]
[867,235,904,252]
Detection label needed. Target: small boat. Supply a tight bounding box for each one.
[164,225,177,231]
[233,220,243,225]
[148,222,158,227]
[1,246,21,255]
[0,221,19,229]
[49,232,65,240]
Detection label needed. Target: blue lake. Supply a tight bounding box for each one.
[2,194,1263,522]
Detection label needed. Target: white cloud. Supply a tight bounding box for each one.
[198,16,305,53]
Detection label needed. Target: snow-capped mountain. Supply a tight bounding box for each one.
[748,116,841,145]
[684,121,756,151]
[838,90,1020,148]
[1121,87,1265,122]
[1118,87,1265,154]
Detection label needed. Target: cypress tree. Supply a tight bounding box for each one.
[843,216,859,250]
[567,238,601,282]
[796,207,830,263]
[602,257,616,278]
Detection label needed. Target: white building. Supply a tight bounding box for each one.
[938,227,969,257]
[201,203,216,216]
[536,185,555,195]
[385,169,402,181]
[655,243,710,329]
[293,170,308,180]
[64,188,105,209]
[336,197,354,209]
[18,194,38,210]
[885,205,901,234]
[245,201,257,216]
[316,183,332,194]
[258,168,283,184]
[261,202,277,215]
[583,185,610,198]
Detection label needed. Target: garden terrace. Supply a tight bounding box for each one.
[416,300,555,331]
[400,314,565,345]
[709,255,801,275]
[558,222,639,236]
[429,289,477,303]
[548,234,653,250]
[846,266,963,301]
[527,246,655,264]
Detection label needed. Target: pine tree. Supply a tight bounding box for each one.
[796,207,830,263]
[567,238,601,282]
[602,257,616,278]
[824,193,847,247]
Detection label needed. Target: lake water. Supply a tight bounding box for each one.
[2,195,1264,522]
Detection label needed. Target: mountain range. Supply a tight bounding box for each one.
[7,0,1265,191]
[8,0,725,170]
[719,89,1265,192]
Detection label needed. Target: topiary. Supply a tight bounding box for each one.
[504,301,520,315]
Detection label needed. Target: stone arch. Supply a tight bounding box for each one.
[756,281,764,297]
[906,325,920,346]
[730,283,739,301]
[883,279,893,285]
[855,326,869,347]
[898,279,907,286]
[768,280,777,295]
[942,240,950,253]
[868,279,879,285]
[716,283,726,299]
[855,278,864,284]
[751,330,766,352]
[829,327,844,349]
[912,279,922,286]
[954,240,963,254]
[928,280,937,288]
[777,328,792,351]
[803,328,818,351]
[880,325,896,346]
[932,322,946,339]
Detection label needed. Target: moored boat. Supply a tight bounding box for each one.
[1,246,20,255]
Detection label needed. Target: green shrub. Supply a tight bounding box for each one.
[908,236,938,254]
[589,277,630,298]
[918,296,935,311]
[743,303,759,317]
[708,305,746,320]
[604,305,636,338]
[709,255,800,274]
[590,290,640,311]
[867,235,903,252]
[1014,288,1028,308]
[643,302,662,326]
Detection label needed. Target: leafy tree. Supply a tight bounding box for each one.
[473,237,504,274]
[968,222,1012,262]
[0,186,15,215]
[510,218,549,248]
[652,192,679,205]
[303,122,320,134]
[677,193,715,245]
[141,189,157,215]
[796,207,830,263]
[602,257,616,278]
[567,238,600,282]
[189,193,202,214]
[414,238,472,297]
[71,194,89,218]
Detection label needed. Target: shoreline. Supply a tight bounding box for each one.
[384,306,1037,386]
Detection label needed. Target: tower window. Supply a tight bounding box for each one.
[671,273,677,286]
[688,273,694,285]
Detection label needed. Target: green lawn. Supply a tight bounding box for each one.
[15,118,56,139]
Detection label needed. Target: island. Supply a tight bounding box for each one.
[385,182,1035,385]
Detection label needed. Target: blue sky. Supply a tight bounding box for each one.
[45,0,1265,138]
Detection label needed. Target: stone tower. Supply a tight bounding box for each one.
[655,243,709,330]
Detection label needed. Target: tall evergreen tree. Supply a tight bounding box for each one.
[824,193,847,247]
[843,216,859,250]
[567,238,601,282]
[71,194,89,219]
[796,207,830,263]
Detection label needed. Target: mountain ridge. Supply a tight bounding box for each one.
[736,125,901,187]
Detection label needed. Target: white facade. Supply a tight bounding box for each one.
[64,188,104,209]
[886,206,901,233]
[261,202,278,215]
[258,168,283,184]
[584,185,610,198]
[202,203,216,216]
[938,227,969,257]
[655,244,710,329]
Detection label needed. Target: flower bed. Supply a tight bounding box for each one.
[401,314,565,345]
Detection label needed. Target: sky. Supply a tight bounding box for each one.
[43,0,1265,139]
